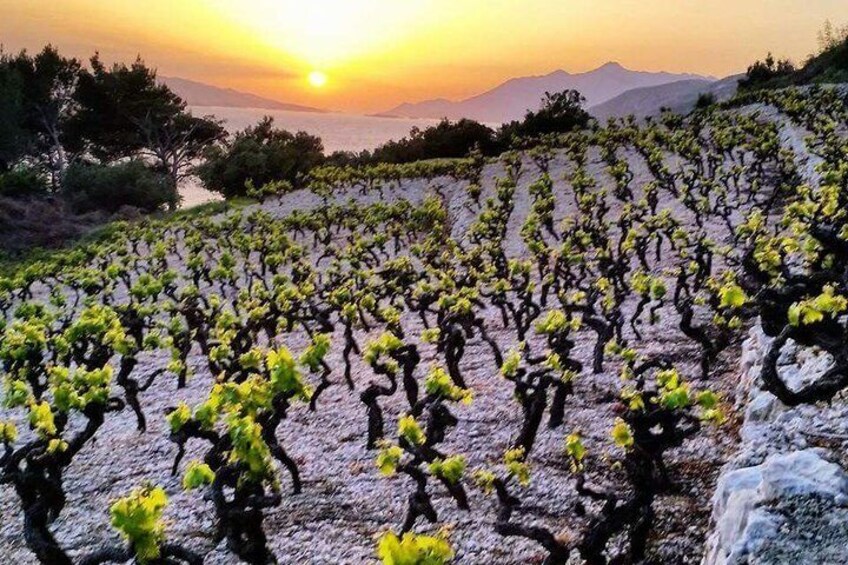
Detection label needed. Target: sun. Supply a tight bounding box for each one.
[308,71,328,88]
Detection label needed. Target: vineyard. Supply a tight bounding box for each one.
[1,85,847,564]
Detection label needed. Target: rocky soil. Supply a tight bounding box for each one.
[703,328,848,565]
[2,97,847,565]
[704,87,848,565]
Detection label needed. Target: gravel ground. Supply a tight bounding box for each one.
[0,104,819,564]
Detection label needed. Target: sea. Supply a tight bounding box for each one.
[180,106,440,208]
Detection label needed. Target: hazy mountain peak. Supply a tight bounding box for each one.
[595,61,625,72]
[160,76,325,113]
[385,64,713,123]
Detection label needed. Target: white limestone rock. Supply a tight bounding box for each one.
[703,450,848,565]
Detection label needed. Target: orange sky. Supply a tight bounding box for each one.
[0,0,844,113]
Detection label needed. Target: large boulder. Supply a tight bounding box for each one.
[703,450,848,565]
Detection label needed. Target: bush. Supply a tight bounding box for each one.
[63,160,177,213]
[738,23,848,92]
[800,35,848,84]
[245,179,295,201]
[497,89,589,145]
[369,119,497,164]
[325,150,370,168]
[0,167,49,198]
[0,64,31,171]
[738,53,796,91]
[196,117,324,199]
[695,92,716,109]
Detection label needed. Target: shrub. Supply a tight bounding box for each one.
[0,63,30,171]
[695,92,716,109]
[62,160,177,213]
[196,117,324,199]
[369,119,497,164]
[0,166,49,198]
[738,22,848,92]
[245,179,295,201]
[800,35,848,84]
[738,53,796,91]
[497,89,589,145]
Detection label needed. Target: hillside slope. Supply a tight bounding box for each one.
[740,37,848,92]
[590,75,742,120]
[2,87,847,565]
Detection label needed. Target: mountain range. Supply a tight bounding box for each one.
[590,74,742,121]
[384,62,718,123]
[160,76,324,113]
[161,63,742,123]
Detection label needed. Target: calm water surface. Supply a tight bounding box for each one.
[181,106,441,207]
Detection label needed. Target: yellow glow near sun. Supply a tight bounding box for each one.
[212,0,430,68]
[308,71,328,88]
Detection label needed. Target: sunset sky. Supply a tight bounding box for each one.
[1,0,844,113]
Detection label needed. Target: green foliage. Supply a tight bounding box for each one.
[424,367,472,404]
[197,116,324,198]
[0,317,49,365]
[535,310,577,335]
[3,379,31,408]
[167,402,192,433]
[28,400,57,438]
[718,284,746,309]
[182,461,216,490]
[739,23,848,92]
[501,348,522,378]
[376,444,404,476]
[398,414,426,446]
[49,365,113,412]
[368,118,497,164]
[377,530,454,565]
[67,54,181,162]
[610,418,634,450]
[498,90,589,144]
[428,455,467,484]
[226,414,275,482]
[0,166,49,198]
[504,447,530,486]
[299,333,331,373]
[472,470,497,494]
[109,484,168,562]
[654,369,690,410]
[695,92,716,109]
[739,53,797,91]
[0,45,221,216]
[62,160,177,213]
[364,332,405,374]
[787,285,848,326]
[564,433,586,472]
[0,61,30,170]
[246,179,294,201]
[0,46,79,176]
[268,346,313,401]
[0,420,18,444]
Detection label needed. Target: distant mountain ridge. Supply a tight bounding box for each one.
[160,76,325,113]
[589,75,742,121]
[385,62,714,123]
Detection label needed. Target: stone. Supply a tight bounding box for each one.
[759,450,848,502]
[703,450,848,565]
[744,391,782,424]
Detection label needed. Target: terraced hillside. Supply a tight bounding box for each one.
[1,86,847,564]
